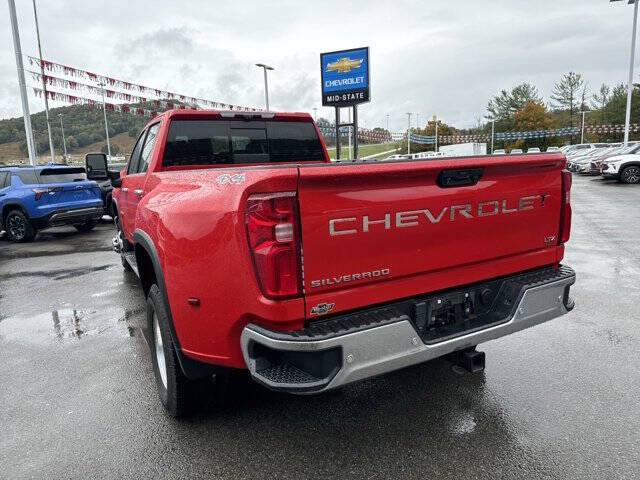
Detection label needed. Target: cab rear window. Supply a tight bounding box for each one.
[163,119,325,166]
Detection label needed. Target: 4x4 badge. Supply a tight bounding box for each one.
[310,303,335,316]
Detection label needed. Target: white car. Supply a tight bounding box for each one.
[493,149,506,155]
[510,149,523,154]
[546,146,561,152]
[601,154,640,184]
[526,147,541,153]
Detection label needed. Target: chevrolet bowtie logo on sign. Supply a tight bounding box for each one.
[326,57,364,73]
[320,47,370,107]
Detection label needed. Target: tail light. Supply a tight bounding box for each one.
[559,169,572,244]
[246,192,302,299]
[32,186,62,201]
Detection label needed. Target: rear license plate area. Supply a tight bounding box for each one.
[411,278,516,343]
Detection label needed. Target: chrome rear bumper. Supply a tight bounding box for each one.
[241,266,575,393]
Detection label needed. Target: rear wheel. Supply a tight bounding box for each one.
[620,165,640,184]
[147,284,207,417]
[114,215,132,271]
[5,210,36,243]
[74,220,97,232]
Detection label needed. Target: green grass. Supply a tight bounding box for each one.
[326,143,398,159]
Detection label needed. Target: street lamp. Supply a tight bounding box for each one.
[406,113,412,154]
[98,81,111,159]
[33,0,54,163]
[579,111,591,144]
[611,0,639,146]
[255,63,274,111]
[58,113,67,162]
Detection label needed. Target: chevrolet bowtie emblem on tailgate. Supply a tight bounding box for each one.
[326,57,363,73]
[310,303,335,316]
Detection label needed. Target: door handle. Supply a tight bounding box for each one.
[437,168,484,188]
[121,187,129,192]
[133,189,144,197]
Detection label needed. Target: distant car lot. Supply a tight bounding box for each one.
[1,175,639,479]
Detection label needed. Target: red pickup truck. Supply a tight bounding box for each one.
[98,109,575,416]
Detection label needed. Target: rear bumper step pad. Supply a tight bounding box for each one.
[241,265,575,393]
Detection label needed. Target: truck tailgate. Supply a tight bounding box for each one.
[297,154,566,317]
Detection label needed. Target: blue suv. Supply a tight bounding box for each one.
[0,165,103,242]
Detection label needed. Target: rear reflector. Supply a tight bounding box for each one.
[559,170,572,244]
[246,192,302,299]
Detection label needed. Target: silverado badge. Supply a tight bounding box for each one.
[310,303,335,316]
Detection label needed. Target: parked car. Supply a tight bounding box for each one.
[526,147,541,153]
[0,165,103,242]
[567,147,614,172]
[509,148,523,154]
[588,143,639,175]
[601,151,640,183]
[546,147,561,152]
[565,143,611,157]
[101,108,575,416]
[492,149,506,155]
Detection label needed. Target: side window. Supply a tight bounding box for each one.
[0,172,8,188]
[126,130,147,175]
[137,123,160,174]
[15,170,39,185]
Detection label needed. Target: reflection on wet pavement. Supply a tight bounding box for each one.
[0,307,145,345]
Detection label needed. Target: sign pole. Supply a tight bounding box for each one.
[335,107,341,160]
[353,105,359,159]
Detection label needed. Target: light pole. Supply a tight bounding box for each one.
[255,63,274,111]
[580,110,589,144]
[433,115,440,152]
[313,107,317,121]
[416,113,420,129]
[386,113,389,132]
[8,0,37,166]
[406,113,412,154]
[612,0,639,146]
[98,81,111,159]
[58,114,67,162]
[33,0,54,163]
[490,118,495,153]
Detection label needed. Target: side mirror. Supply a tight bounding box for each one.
[108,170,122,188]
[85,153,109,181]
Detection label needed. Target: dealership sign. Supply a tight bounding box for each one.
[320,47,370,107]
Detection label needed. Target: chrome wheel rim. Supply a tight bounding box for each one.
[623,167,640,183]
[7,215,25,240]
[114,217,125,255]
[153,313,168,389]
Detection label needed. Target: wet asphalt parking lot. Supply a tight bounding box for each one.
[1,174,639,479]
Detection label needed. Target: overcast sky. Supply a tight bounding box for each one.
[0,0,637,131]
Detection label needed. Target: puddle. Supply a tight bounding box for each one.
[450,411,477,435]
[0,307,145,346]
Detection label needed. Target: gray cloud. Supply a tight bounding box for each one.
[0,0,636,131]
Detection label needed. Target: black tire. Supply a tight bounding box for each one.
[74,220,97,232]
[114,215,133,271]
[620,165,640,184]
[147,284,205,417]
[5,209,36,243]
